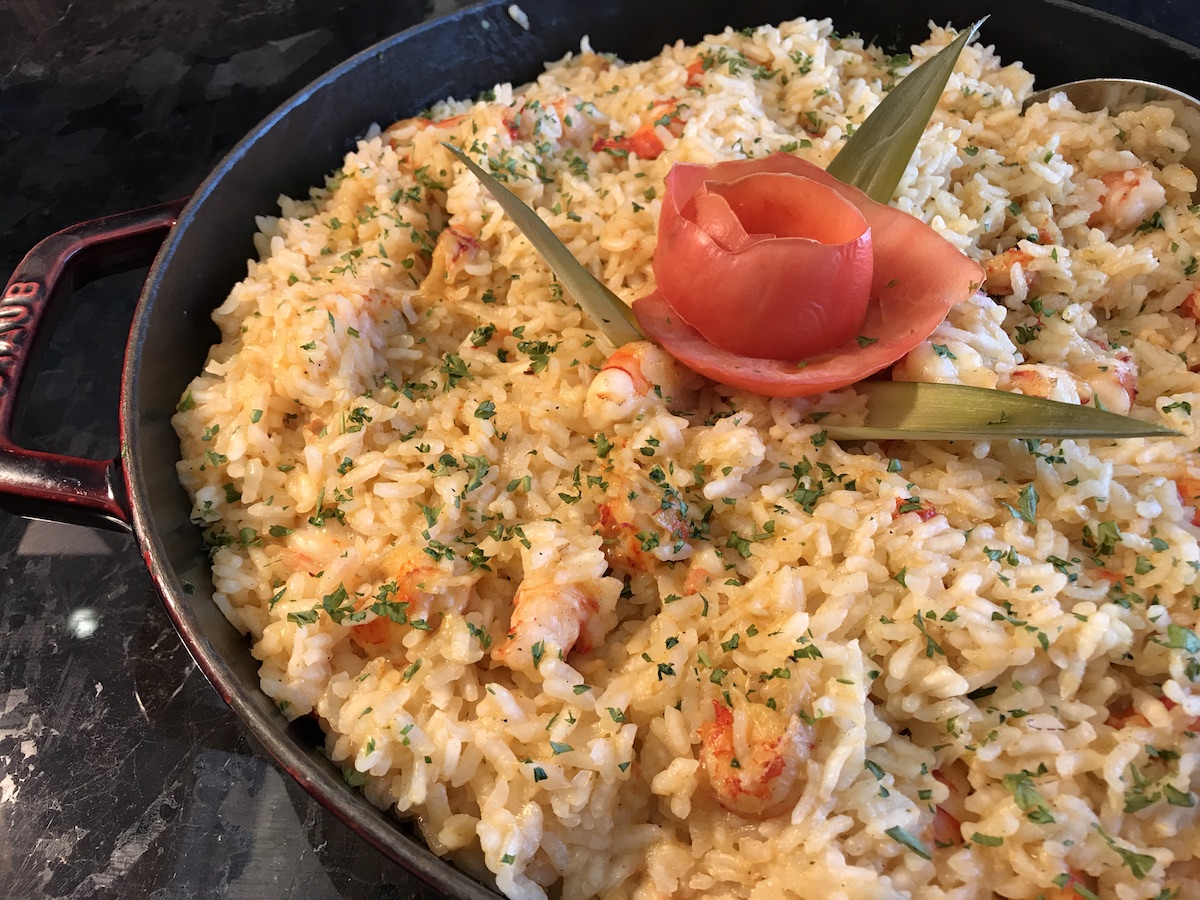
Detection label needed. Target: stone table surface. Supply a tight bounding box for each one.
[1,1,1198,898]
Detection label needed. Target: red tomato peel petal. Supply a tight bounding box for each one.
[655,171,873,360]
[685,192,763,252]
[706,174,869,244]
[639,153,984,396]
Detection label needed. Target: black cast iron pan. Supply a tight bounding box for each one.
[2,0,1198,895]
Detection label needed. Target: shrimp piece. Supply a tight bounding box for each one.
[507,100,551,143]
[420,226,483,294]
[698,701,810,818]
[594,128,665,160]
[1178,288,1200,322]
[584,340,700,427]
[553,97,595,148]
[492,580,602,674]
[349,615,404,648]
[596,477,692,571]
[1002,364,1083,404]
[682,547,724,595]
[1073,351,1137,415]
[1042,869,1098,900]
[1178,476,1200,527]
[383,113,467,153]
[895,496,938,522]
[509,96,594,149]
[1110,696,1200,733]
[931,763,970,848]
[286,528,347,574]
[1089,165,1166,232]
[983,247,1038,297]
[350,553,443,650]
[1105,703,1152,730]
[932,805,963,848]
[1180,286,1200,322]
[593,99,686,160]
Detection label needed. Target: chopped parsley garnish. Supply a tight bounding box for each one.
[1002,772,1055,823]
[1006,484,1038,525]
[884,825,931,859]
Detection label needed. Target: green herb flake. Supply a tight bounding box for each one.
[1164,784,1195,808]
[1005,484,1038,525]
[1095,825,1157,879]
[1002,772,1056,824]
[884,825,932,860]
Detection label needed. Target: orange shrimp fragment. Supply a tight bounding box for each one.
[350,614,405,647]
[349,552,445,651]
[1041,869,1097,900]
[553,97,594,148]
[895,496,938,522]
[584,340,701,426]
[930,763,970,848]
[492,581,603,674]
[1180,286,1200,322]
[593,99,686,161]
[421,226,482,293]
[1108,696,1200,733]
[596,482,691,572]
[1073,351,1137,415]
[698,701,809,818]
[983,247,1038,297]
[932,805,963,848]
[682,548,724,595]
[1005,364,1084,405]
[1089,165,1166,232]
[1177,476,1200,527]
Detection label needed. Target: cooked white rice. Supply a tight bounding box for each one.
[174,16,1200,900]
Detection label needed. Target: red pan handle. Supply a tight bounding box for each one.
[0,200,187,531]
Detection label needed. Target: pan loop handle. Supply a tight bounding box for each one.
[0,200,187,531]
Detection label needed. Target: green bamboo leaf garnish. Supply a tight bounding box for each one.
[823,382,1177,441]
[828,19,986,202]
[442,142,644,346]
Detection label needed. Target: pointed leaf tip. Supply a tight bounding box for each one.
[823,381,1179,441]
[441,141,644,347]
[828,18,988,203]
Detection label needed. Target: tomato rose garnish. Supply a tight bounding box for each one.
[632,153,984,398]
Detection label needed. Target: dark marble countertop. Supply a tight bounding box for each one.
[1,2,1198,898]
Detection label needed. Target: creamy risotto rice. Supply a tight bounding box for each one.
[174,16,1200,899]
